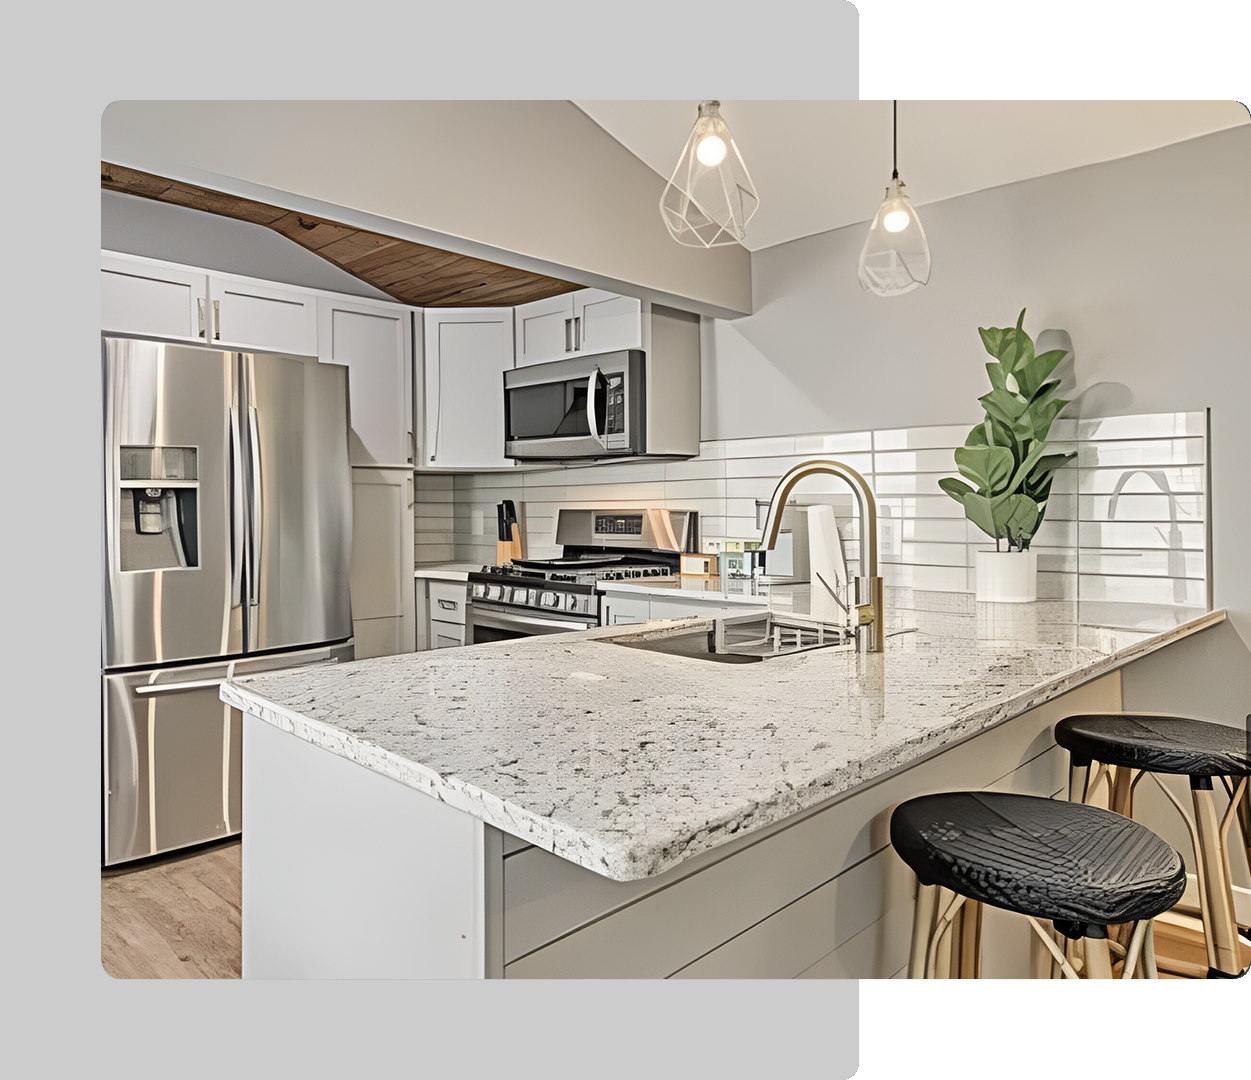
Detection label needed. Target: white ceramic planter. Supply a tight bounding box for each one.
[975,549,1038,603]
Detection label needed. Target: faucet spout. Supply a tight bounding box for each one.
[760,458,885,652]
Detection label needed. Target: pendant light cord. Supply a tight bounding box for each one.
[892,100,899,181]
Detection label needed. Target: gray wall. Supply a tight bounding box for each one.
[100,100,753,317]
[102,190,396,300]
[704,124,1251,663]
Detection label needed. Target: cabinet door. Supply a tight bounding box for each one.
[318,298,414,466]
[350,466,416,658]
[574,289,642,355]
[600,595,651,625]
[514,294,574,367]
[101,255,208,341]
[208,275,318,355]
[422,309,515,470]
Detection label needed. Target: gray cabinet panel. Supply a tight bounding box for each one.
[503,673,1121,978]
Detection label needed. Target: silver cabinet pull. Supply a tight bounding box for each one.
[213,299,221,340]
[564,317,573,353]
[573,316,581,351]
[197,298,206,338]
[437,598,459,611]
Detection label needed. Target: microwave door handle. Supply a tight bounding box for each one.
[586,368,607,449]
[229,406,244,607]
[247,405,263,608]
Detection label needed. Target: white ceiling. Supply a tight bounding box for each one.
[574,100,1249,252]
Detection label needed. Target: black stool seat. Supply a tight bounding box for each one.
[1055,714,1251,778]
[891,791,1186,936]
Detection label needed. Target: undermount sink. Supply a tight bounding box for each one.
[605,611,854,664]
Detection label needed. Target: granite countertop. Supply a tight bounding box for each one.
[221,599,1225,882]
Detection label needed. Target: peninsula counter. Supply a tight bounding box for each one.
[222,598,1225,979]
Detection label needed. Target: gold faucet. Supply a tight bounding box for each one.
[759,459,886,652]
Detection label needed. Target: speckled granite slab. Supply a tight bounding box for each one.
[221,602,1225,882]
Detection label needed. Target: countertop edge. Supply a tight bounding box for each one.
[224,608,1227,882]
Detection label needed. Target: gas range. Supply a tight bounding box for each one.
[465,507,696,642]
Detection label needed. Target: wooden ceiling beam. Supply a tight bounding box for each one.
[102,162,581,307]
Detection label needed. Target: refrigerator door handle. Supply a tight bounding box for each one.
[247,405,263,608]
[229,406,245,608]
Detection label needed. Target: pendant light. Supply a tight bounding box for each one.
[858,101,931,296]
[660,100,759,248]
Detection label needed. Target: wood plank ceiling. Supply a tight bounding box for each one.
[102,162,582,307]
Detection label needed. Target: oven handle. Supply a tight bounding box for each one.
[470,605,594,634]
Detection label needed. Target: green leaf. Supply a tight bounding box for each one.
[993,493,1040,545]
[1028,452,1075,482]
[1016,348,1070,399]
[985,362,1009,393]
[955,445,1014,493]
[979,387,1028,429]
[961,491,998,539]
[964,422,989,446]
[938,477,974,503]
[978,325,1005,359]
[1005,440,1050,494]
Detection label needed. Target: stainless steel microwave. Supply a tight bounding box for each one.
[504,350,646,461]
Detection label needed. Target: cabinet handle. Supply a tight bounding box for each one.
[213,299,221,340]
[437,599,459,611]
[564,317,573,353]
[573,316,581,351]
[197,298,206,338]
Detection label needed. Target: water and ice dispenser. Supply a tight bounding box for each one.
[118,445,199,571]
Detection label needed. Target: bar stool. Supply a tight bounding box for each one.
[1054,712,1251,977]
[891,790,1187,979]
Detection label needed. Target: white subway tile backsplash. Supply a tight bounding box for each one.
[874,424,976,451]
[412,412,1206,633]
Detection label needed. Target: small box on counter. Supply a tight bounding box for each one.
[679,552,719,577]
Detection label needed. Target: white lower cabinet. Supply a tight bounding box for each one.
[350,467,415,658]
[416,578,468,651]
[599,587,768,626]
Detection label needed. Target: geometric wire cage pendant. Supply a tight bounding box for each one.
[660,100,759,247]
[858,101,931,295]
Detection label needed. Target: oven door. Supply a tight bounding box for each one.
[504,351,643,460]
[468,601,597,643]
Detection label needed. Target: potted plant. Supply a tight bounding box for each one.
[939,309,1075,602]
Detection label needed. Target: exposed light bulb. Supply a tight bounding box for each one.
[660,100,759,248]
[696,134,727,166]
[882,208,911,233]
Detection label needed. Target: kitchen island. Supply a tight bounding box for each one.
[222,595,1226,979]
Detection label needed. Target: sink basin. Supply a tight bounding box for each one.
[604,611,853,664]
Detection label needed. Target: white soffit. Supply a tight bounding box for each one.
[573,100,1249,251]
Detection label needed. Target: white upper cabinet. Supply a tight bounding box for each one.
[102,255,208,342]
[102,252,318,355]
[318,297,414,467]
[207,276,317,355]
[421,308,515,471]
[514,288,642,367]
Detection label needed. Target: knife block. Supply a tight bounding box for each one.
[496,523,525,564]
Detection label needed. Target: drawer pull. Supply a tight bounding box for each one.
[437,599,459,611]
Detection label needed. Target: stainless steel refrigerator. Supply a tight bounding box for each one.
[102,336,354,865]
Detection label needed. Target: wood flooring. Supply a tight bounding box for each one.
[101,839,242,979]
[100,838,1240,980]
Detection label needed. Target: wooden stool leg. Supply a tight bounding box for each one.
[908,881,938,979]
[1085,933,1114,979]
[1192,783,1241,975]
[1121,920,1149,980]
[1141,918,1159,980]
